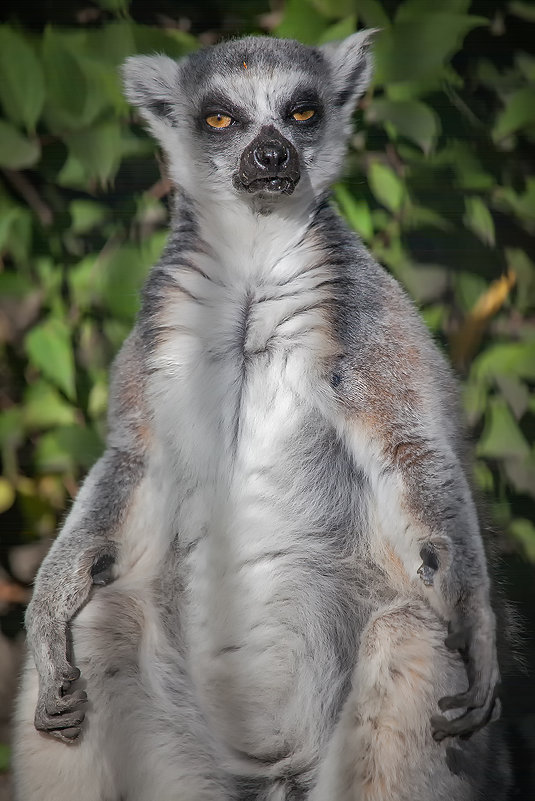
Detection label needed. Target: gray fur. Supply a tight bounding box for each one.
[13,32,510,800]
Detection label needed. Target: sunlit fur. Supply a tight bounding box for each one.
[13,33,510,801]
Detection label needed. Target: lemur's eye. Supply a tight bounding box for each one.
[205,113,233,129]
[292,109,315,122]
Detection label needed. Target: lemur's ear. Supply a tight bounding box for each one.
[121,55,181,125]
[320,29,377,111]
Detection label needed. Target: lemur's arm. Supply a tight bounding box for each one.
[25,332,148,742]
[332,269,499,741]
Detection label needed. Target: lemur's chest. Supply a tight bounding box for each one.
[149,250,337,478]
[147,252,364,760]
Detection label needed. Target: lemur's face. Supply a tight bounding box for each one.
[123,34,373,209]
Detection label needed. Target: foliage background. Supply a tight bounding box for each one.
[0,0,534,794]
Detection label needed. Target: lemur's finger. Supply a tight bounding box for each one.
[431,695,498,741]
[35,708,86,734]
[50,727,82,743]
[62,665,81,683]
[45,689,88,715]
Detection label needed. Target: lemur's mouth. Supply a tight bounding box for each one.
[233,175,299,195]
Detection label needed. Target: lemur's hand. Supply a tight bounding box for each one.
[431,608,500,741]
[30,619,88,743]
[34,659,87,743]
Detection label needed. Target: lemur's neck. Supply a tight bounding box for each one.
[171,187,324,284]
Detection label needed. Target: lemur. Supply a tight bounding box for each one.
[13,31,511,801]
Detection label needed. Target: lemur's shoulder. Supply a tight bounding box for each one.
[312,202,461,439]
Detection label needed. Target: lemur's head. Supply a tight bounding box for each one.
[123,33,373,210]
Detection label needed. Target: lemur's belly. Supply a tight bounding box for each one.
[178,357,365,760]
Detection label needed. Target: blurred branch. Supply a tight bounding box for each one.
[0,579,30,605]
[2,169,53,226]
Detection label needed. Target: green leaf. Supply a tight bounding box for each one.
[433,142,495,191]
[68,255,101,310]
[1,206,33,263]
[275,0,329,43]
[401,203,452,231]
[505,456,535,498]
[0,27,45,131]
[395,261,447,303]
[368,161,405,212]
[88,374,109,420]
[0,478,15,514]
[509,518,535,561]
[396,0,472,20]
[463,197,495,246]
[99,244,152,321]
[357,0,391,28]
[69,200,108,234]
[317,15,357,43]
[77,57,127,120]
[25,318,76,400]
[0,206,21,249]
[132,25,197,58]
[0,409,23,450]
[374,15,488,85]
[477,398,530,459]
[0,271,34,298]
[455,272,488,312]
[463,381,487,426]
[63,122,123,185]
[508,1,535,23]
[366,99,440,153]
[495,375,530,420]
[42,27,88,130]
[103,319,131,350]
[494,178,535,229]
[82,22,136,64]
[421,304,445,332]
[505,248,535,314]
[516,52,535,83]
[334,184,373,239]
[0,743,10,773]
[473,460,494,493]
[309,0,354,18]
[493,87,535,141]
[23,380,77,430]
[0,120,40,169]
[472,341,535,383]
[35,425,103,473]
[95,0,131,12]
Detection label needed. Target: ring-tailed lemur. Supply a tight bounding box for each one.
[13,32,511,801]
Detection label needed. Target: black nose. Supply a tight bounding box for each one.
[253,141,289,171]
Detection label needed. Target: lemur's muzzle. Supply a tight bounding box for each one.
[234,125,300,196]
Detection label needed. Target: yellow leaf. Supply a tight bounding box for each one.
[451,269,516,369]
[0,477,15,514]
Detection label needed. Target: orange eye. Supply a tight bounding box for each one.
[292,109,315,122]
[205,113,233,128]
